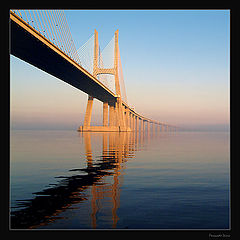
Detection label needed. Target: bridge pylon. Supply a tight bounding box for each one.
[78,29,131,132]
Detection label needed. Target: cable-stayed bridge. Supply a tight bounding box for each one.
[10,10,177,132]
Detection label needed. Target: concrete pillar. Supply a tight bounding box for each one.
[147,121,150,137]
[130,113,133,130]
[103,102,108,126]
[124,109,126,128]
[140,119,143,132]
[109,104,115,126]
[114,103,119,127]
[143,120,145,133]
[125,108,129,129]
[136,117,139,132]
[115,98,126,131]
[84,95,94,127]
[132,114,135,131]
[129,112,131,129]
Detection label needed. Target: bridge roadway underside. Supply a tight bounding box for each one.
[10,20,117,104]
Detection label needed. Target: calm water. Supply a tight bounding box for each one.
[10,130,230,229]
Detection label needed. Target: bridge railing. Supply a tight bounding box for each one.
[11,10,82,67]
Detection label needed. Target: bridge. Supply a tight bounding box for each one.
[10,10,177,132]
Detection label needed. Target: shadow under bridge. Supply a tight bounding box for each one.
[10,13,117,104]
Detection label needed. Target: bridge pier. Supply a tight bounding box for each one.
[78,28,132,133]
[116,98,127,131]
[78,99,132,132]
[103,102,108,126]
[109,103,115,127]
[136,117,139,132]
[140,119,143,132]
[125,108,130,129]
[132,114,134,130]
[83,95,94,127]
[132,114,135,131]
[147,121,150,132]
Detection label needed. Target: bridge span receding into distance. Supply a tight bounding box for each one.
[10,10,177,132]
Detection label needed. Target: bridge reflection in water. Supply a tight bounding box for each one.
[11,130,170,229]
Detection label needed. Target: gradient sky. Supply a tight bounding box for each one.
[10,10,230,130]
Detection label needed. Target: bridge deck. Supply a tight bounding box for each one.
[10,13,117,104]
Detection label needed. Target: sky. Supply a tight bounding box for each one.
[10,10,230,131]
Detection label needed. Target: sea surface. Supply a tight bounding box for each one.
[10,130,230,229]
